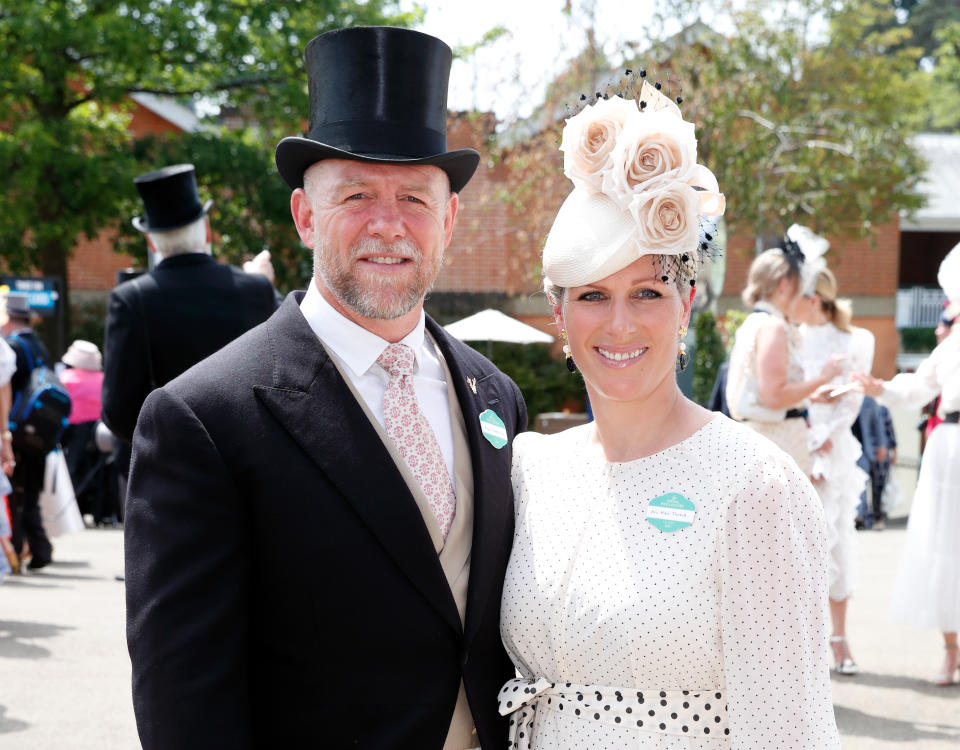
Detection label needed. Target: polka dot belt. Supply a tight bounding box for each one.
[498,677,730,748]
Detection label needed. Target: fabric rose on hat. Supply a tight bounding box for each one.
[628,181,701,255]
[603,111,698,207]
[560,95,640,194]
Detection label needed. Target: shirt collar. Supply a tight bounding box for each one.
[299,279,427,377]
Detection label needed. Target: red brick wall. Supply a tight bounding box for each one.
[853,316,899,380]
[435,113,511,294]
[68,226,136,291]
[722,218,901,299]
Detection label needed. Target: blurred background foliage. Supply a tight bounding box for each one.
[2,0,957,414]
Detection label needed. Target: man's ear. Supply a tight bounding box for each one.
[291,188,316,248]
[442,191,460,249]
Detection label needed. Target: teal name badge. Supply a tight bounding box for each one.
[645,493,696,533]
[478,409,508,449]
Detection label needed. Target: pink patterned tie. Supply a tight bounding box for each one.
[377,343,456,538]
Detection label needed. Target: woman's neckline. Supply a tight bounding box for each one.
[584,413,723,466]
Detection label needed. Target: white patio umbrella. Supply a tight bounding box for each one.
[443,309,554,353]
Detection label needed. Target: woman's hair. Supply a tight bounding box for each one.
[741,249,798,307]
[545,253,695,307]
[812,267,853,332]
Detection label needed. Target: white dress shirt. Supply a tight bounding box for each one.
[299,280,456,487]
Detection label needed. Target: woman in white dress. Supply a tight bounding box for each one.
[856,243,960,686]
[725,229,843,476]
[798,268,874,676]
[498,82,840,748]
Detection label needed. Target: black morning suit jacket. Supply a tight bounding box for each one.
[125,293,528,750]
[101,252,277,444]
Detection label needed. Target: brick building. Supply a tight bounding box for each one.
[68,98,957,380]
[68,93,199,299]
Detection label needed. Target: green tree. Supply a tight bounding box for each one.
[0,0,416,352]
[649,0,928,247]
[692,311,725,406]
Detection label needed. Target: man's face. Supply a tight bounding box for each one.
[293,159,457,322]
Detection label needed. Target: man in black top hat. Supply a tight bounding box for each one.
[125,26,526,750]
[101,164,277,445]
[2,293,55,570]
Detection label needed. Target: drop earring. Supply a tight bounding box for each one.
[561,328,577,374]
[677,325,689,372]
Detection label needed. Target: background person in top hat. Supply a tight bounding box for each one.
[125,26,526,750]
[2,293,55,570]
[100,163,277,447]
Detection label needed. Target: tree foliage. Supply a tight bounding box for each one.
[649,0,928,247]
[0,0,416,348]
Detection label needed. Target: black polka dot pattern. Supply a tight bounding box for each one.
[500,417,842,747]
[499,678,728,747]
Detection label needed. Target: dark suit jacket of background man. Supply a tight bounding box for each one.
[125,293,527,749]
[101,252,277,444]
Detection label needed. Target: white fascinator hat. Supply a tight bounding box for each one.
[780,224,830,297]
[938,241,960,320]
[542,80,725,291]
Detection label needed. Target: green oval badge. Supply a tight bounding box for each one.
[645,492,696,533]
[478,409,508,449]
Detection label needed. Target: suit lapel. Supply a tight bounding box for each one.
[425,318,514,647]
[254,296,462,635]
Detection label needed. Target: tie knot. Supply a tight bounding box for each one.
[377,342,415,378]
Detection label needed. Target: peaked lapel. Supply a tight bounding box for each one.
[253,295,462,635]
[425,318,515,647]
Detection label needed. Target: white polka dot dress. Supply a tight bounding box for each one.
[500,415,840,748]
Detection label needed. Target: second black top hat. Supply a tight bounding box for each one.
[132,164,212,233]
[275,26,480,193]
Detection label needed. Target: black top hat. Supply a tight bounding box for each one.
[132,164,213,233]
[275,26,479,194]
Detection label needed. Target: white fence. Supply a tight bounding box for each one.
[895,286,947,329]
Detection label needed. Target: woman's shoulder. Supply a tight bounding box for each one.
[699,416,806,484]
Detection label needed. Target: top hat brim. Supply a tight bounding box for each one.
[132,199,214,234]
[275,138,480,194]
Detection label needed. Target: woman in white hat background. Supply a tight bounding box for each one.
[498,81,840,748]
[58,340,109,524]
[856,243,960,686]
[725,226,844,477]
[797,267,876,677]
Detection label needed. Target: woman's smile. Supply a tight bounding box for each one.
[595,345,649,366]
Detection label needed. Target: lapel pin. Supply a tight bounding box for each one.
[466,377,477,394]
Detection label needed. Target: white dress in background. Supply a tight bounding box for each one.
[499,416,840,749]
[881,331,960,630]
[800,323,874,601]
[725,302,811,475]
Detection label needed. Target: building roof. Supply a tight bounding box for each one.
[129,92,199,133]
[901,133,960,231]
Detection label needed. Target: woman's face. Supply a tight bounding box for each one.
[555,256,692,407]
[789,292,819,325]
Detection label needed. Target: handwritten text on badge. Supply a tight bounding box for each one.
[645,493,696,533]
[478,409,508,449]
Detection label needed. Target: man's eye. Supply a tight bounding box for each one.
[346,193,365,200]
[404,195,425,204]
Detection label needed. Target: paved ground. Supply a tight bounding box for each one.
[2,517,958,748]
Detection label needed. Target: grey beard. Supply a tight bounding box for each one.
[316,236,439,320]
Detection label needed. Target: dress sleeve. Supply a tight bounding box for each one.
[808,330,871,450]
[719,450,841,749]
[879,343,943,411]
